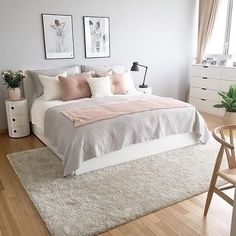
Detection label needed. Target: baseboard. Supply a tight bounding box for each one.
[0,129,8,134]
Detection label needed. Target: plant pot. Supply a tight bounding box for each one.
[223,111,236,125]
[8,88,21,101]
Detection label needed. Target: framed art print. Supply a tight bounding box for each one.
[83,16,111,58]
[42,14,75,59]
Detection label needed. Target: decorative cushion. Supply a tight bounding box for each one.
[111,73,128,94]
[111,72,136,94]
[59,73,92,101]
[27,65,81,97]
[87,77,113,98]
[38,72,67,101]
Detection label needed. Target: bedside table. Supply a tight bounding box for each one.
[5,99,30,138]
[137,87,152,95]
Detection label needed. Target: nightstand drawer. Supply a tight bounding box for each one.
[191,65,221,78]
[8,125,30,138]
[7,114,29,127]
[6,102,27,115]
[190,76,220,90]
[137,87,152,95]
[190,87,219,102]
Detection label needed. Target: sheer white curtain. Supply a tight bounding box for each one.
[196,0,219,63]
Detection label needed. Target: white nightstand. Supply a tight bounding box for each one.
[137,87,152,95]
[5,99,30,138]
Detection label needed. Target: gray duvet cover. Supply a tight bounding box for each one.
[44,95,209,176]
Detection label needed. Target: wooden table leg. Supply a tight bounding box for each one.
[231,187,236,236]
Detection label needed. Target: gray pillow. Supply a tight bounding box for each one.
[81,65,125,74]
[27,65,81,97]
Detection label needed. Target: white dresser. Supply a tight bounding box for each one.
[5,99,30,138]
[189,64,236,116]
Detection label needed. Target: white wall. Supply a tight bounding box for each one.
[0,0,196,129]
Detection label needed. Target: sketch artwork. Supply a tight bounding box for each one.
[42,14,75,59]
[83,16,110,58]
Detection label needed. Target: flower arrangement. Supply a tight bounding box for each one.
[1,70,25,89]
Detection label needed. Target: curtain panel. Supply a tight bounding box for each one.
[196,0,219,63]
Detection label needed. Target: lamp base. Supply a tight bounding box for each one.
[139,84,148,88]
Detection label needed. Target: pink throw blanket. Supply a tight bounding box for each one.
[62,97,191,127]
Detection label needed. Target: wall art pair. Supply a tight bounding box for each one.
[42,14,110,59]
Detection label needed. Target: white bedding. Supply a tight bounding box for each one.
[31,96,83,129]
[31,93,142,130]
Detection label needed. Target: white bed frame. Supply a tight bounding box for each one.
[23,72,199,176]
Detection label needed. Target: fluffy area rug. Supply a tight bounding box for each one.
[7,139,225,236]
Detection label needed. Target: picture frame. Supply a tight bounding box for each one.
[83,16,111,58]
[42,14,75,59]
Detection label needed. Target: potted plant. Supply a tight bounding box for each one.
[1,70,25,101]
[214,84,236,124]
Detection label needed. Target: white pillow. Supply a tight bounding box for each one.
[87,76,113,98]
[38,72,67,101]
[112,71,136,92]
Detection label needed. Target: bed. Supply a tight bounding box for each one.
[23,69,209,177]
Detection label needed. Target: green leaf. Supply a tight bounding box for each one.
[218,91,229,101]
[226,98,234,104]
[213,104,226,108]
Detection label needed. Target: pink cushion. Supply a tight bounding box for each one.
[58,73,92,101]
[111,73,128,94]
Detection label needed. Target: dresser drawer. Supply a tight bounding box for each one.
[7,114,29,127]
[190,87,219,102]
[191,65,221,79]
[190,76,220,90]
[220,80,236,92]
[222,68,236,81]
[189,97,224,116]
[8,125,30,138]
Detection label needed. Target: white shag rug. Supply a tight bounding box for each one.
[7,139,225,236]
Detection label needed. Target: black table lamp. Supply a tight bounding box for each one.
[131,62,148,88]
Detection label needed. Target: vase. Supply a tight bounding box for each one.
[223,111,236,125]
[8,88,21,101]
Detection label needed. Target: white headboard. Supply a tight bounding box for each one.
[22,71,37,109]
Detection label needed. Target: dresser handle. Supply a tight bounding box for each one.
[13,130,17,133]
[203,66,208,68]
[11,106,14,110]
[202,88,207,90]
[12,118,16,122]
[201,99,206,101]
[202,77,208,80]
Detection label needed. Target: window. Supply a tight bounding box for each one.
[229,2,236,55]
[205,0,236,57]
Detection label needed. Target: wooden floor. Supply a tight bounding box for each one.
[0,112,233,236]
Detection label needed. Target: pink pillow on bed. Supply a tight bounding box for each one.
[111,73,128,94]
[59,73,92,101]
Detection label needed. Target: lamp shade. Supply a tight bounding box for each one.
[131,62,139,71]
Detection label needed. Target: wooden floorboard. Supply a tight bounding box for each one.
[0,112,233,236]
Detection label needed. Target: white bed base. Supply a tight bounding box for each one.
[32,124,198,176]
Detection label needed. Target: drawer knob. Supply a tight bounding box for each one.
[201,99,206,101]
[203,66,208,68]
[202,88,207,90]
[202,77,208,80]
[13,130,17,133]
[11,106,14,110]
[12,118,16,122]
